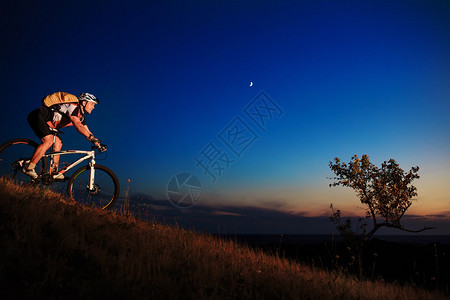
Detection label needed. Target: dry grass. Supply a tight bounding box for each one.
[0,178,447,299]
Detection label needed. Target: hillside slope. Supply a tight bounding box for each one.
[0,178,446,299]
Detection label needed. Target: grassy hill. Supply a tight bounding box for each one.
[0,178,447,299]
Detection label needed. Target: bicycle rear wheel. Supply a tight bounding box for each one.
[67,164,120,210]
[0,138,48,184]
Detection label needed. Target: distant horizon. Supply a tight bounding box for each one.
[213,233,450,247]
[118,192,450,236]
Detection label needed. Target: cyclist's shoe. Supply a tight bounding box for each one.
[22,168,38,179]
[53,173,65,180]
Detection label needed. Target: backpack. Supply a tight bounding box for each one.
[42,92,79,108]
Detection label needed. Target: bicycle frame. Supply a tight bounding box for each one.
[43,149,96,190]
[44,129,99,189]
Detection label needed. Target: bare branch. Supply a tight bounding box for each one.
[376,222,436,233]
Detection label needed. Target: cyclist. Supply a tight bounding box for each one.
[23,92,102,179]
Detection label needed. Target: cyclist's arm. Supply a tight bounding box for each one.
[83,124,94,138]
[70,116,99,145]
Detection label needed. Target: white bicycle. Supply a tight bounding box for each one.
[0,129,120,209]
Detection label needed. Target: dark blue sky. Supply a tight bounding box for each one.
[1,0,449,234]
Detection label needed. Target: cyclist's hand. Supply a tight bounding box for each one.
[88,135,101,145]
[97,144,107,152]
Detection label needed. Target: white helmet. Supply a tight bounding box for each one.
[79,93,100,104]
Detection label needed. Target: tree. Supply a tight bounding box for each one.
[328,154,434,278]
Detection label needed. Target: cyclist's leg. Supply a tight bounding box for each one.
[29,135,53,168]
[26,108,53,171]
[51,136,63,172]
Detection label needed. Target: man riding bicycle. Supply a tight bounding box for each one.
[23,92,103,179]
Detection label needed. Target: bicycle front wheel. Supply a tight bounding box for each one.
[0,138,48,184]
[67,164,120,210]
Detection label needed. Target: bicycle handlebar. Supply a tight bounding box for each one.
[91,144,107,152]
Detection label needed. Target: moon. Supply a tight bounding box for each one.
[250,82,253,86]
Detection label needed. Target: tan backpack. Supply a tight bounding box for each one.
[42,92,79,108]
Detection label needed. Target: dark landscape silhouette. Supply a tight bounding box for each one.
[1,178,448,299]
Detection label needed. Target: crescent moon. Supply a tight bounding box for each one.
[250,82,253,86]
